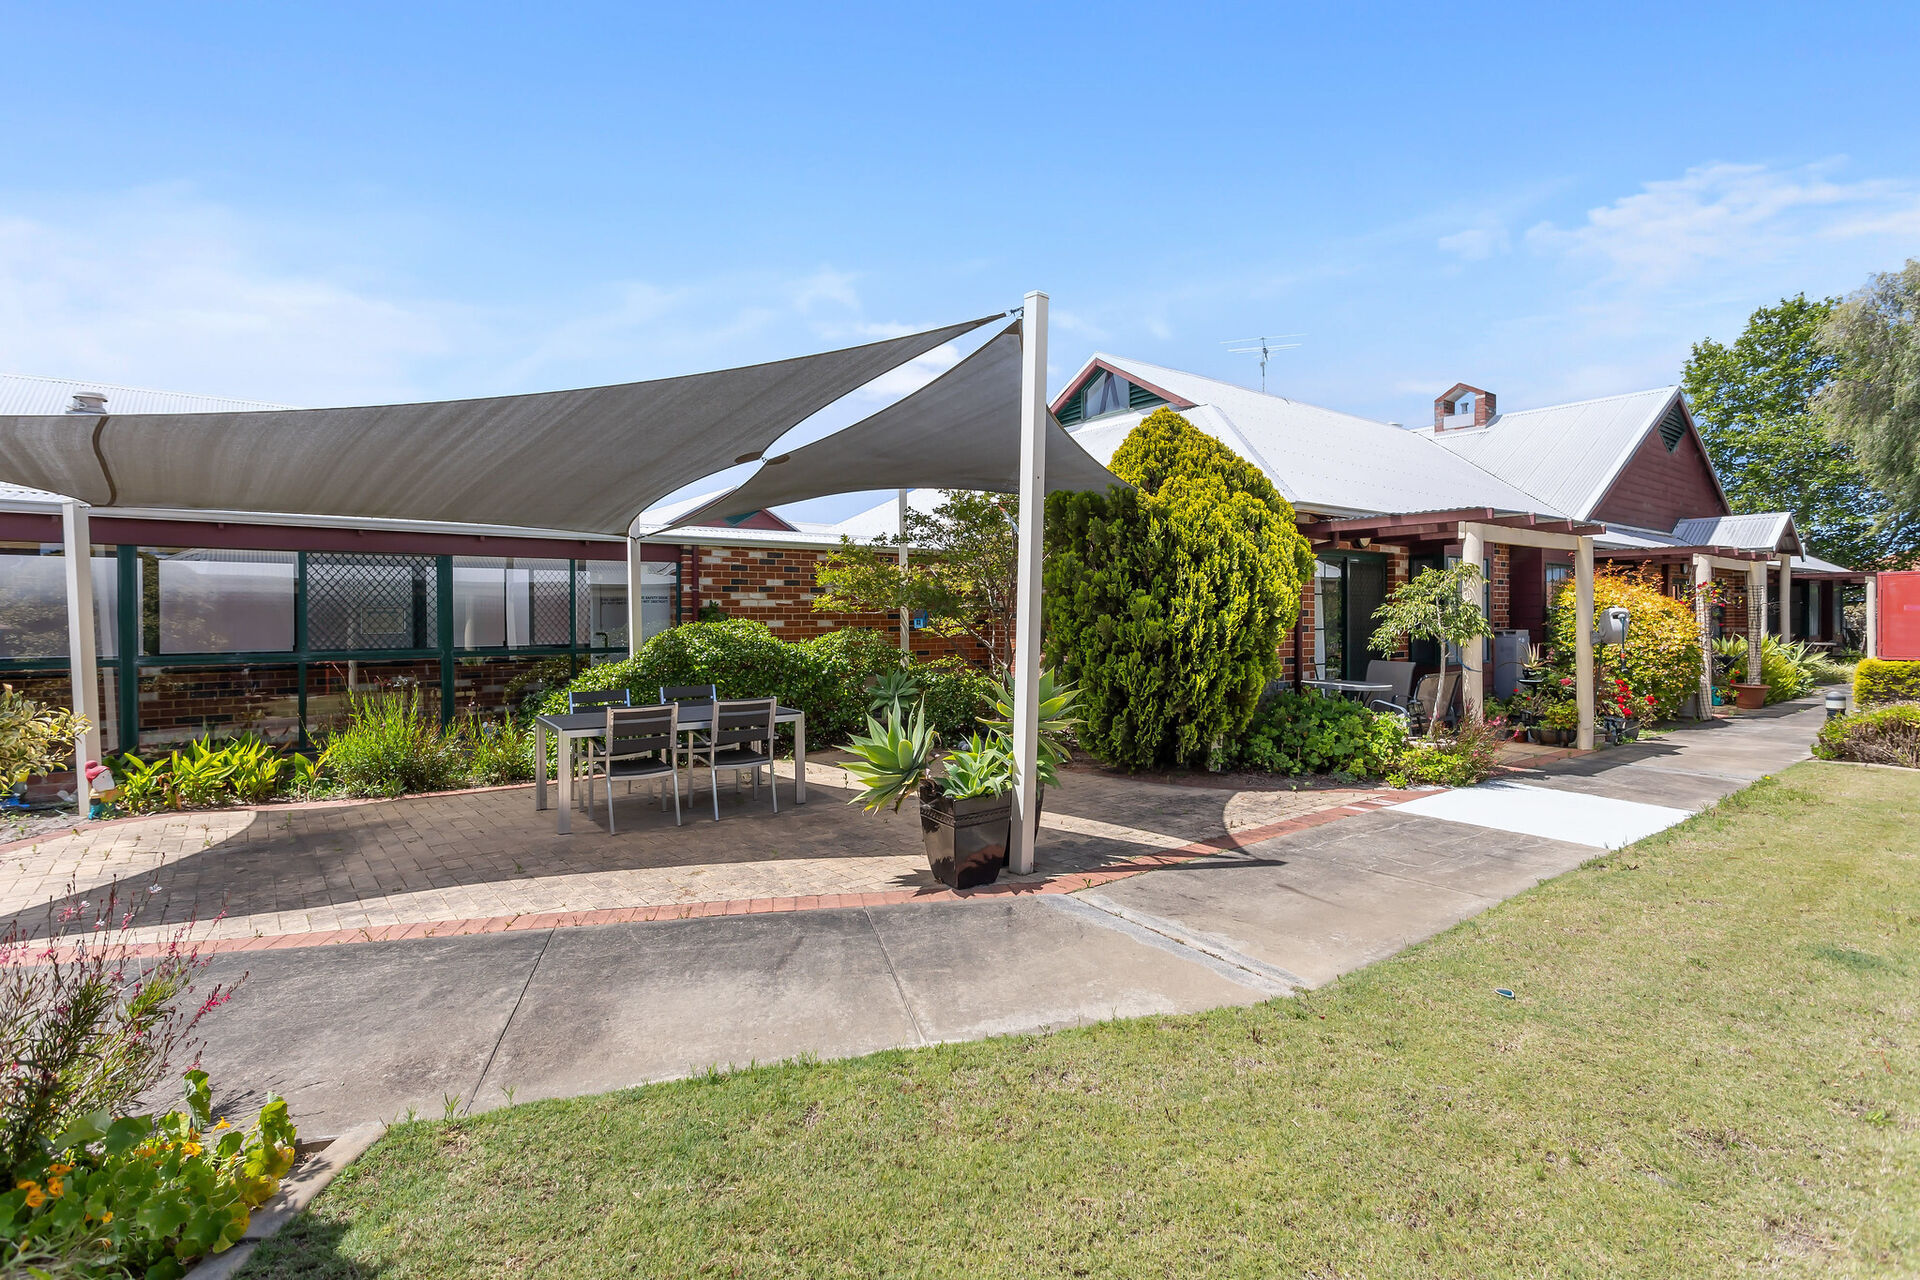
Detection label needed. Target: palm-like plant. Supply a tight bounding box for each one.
[981,667,1080,784]
[841,703,939,813]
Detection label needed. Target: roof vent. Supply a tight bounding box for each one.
[66,392,108,415]
[1657,403,1687,452]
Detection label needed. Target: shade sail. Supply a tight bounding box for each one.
[0,317,997,536]
[672,323,1119,528]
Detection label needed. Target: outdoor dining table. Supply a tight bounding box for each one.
[1301,678,1394,703]
[533,704,808,833]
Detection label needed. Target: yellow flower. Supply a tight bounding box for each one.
[48,1162,72,1175]
[215,1119,231,1129]
[46,1177,63,1198]
[23,1188,45,1209]
[13,1180,36,1192]
[180,1142,203,1158]
[100,1210,113,1224]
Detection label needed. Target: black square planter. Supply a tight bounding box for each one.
[917,781,1011,890]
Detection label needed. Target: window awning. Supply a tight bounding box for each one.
[0,316,999,537]
[671,323,1119,528]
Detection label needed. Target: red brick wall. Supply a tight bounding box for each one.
[693,545,984,664]
[1591,427,1729,532]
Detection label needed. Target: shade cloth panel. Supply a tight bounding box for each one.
[672,324,1118,528]
[0,317,996,536]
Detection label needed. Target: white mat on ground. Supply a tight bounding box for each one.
[1393,780,1694,850]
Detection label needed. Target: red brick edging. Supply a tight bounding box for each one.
[20,792,1419,961]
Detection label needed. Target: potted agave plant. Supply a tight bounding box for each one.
[842,670,1078,890]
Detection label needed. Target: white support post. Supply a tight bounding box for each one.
[1458,525,1485,722]
[626,534,644,658]
[1746,562,1766,685]
[1574,537,1595,749]
[1008,290,1048,876]
[1776,557,1792,639]
[1866,574,1879,658]
[61,501,103,773]
[896,488,910,657]
[1693,554,1714,720]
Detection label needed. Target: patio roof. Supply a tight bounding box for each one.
[0,316,999,537]
[1297,508,1607,545]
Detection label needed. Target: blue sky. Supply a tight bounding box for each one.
[4,2,1918,521]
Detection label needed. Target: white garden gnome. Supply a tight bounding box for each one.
[84,761,118,819]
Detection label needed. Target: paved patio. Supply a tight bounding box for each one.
[0,756,1388,946]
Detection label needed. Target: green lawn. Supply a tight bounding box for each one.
[245,762,1919,1278]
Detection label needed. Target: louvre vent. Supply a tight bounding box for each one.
[1128,381,1166,412]
[1658,404,1687,452]
[1056,389,1085,426]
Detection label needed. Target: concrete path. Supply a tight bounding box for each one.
[192,699,1828,1133]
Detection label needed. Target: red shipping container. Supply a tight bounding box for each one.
[1879,571,1920,660]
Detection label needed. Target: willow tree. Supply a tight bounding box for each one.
[1044,408,1314,769]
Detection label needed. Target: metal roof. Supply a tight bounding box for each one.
[1672,512,1800,554]
[1058,354,1558,518]
[0,372,292,417]
[1414,386,1683,519]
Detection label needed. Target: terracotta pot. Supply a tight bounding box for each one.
[1731,682,1769,711]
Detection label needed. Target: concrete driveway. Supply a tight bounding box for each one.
[188,699,1826,1134]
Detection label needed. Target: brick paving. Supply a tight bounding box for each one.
[0,757,1391,951]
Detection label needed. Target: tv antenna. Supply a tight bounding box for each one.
[1222,334,1303,392]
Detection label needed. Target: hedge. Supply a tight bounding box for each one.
[546,620,995,744]
[1854,658,1920,708]
[1813,702,1920,768]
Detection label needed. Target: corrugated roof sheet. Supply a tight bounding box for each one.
[1414,386,1680,519]
[0,372,293,417]
[1671,512,1798,553]
[1065,355,1559,517]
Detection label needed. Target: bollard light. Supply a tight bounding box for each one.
[1825,688,1849,719]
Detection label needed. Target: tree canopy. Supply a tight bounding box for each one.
[1815,259,1920,540]
[1044,408,1314,770]
[1682,293,1915,569]
[813,490,1019,671]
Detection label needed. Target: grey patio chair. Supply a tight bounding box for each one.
[697,697,779,821]
[584,703,681,832]
[565,687,632,807]
[1370,670,1458,735]
[661,684,719,771]
[1363,660,1416,714]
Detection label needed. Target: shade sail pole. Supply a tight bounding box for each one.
[626,534,644,658]
[61,501,102,774]
[897,489,910,656]
[1008,291,1048,876]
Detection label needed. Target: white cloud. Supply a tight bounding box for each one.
[0,189,460,406]
[1437,224,1511,261]
[1524,161,1920,288]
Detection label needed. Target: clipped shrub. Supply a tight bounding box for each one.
[1226,692,1405,777]
[1545,568,1703,720]
[1855,657,1920,707]
[324,689,469,797]
[1045,409,1314,769]
[550,621,984,746]
[1813,702,1920,768]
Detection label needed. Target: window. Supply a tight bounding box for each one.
[147,549,296,654]
[0,543,117,660]
[1083,370,1130,418]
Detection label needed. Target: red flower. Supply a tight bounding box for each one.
[1560,677,1573,687]
[1645,694,1657,705]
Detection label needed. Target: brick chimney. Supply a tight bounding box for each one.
[1433,383,1495,431]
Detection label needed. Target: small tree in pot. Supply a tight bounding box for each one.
[1367,563,1492,736]
[842,670,1078,889]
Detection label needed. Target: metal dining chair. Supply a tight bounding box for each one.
[660,684,718,774]
[697,697,779,821]
[565,687,632,808]
[584,703,681,831]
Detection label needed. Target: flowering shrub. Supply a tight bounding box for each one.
[2,1071,297,1279]
[1545,569,1704,720]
